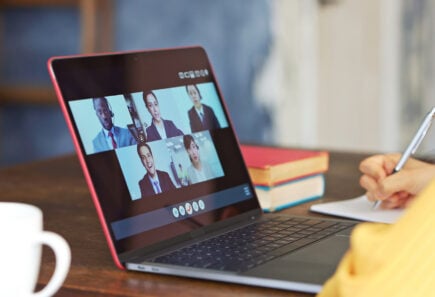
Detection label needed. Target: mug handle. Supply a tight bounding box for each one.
[33,232,71,297]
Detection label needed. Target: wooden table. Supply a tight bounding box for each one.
[0,151,369,296]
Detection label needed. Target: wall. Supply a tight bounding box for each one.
[314,0,434,154]
[0,0,272,166]
[1,0,434,166]
[254,0,319,148]
[263,0,434,154]
[0,7,80,165]
[317,0,383,152]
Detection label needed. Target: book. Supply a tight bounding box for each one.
[310,195,404,223]
[255,174,325,212]
[240,145,329,186]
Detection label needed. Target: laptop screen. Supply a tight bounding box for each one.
[50,47,260,254]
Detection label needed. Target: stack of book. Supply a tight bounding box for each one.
[240,145,329,212]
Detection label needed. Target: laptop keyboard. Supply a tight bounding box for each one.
[151,217,356,272]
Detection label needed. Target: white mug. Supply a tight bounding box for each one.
[0,202,71,297]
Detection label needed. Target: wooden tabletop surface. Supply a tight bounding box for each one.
[0,150,369,296]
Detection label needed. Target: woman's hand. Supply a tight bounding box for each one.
[359,154,435,209]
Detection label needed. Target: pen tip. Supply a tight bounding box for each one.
[372,201,380,210]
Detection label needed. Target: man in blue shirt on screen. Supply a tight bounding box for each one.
[92,97,136,153]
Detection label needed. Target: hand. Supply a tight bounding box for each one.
[359,154,435,209]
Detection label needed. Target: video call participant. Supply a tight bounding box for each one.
[92,97,137,153]
[137,142,176,198]
[143,91,184,142]
[186,84,221,132]
[183,134,214,184]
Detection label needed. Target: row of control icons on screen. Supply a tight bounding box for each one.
[172,200,205,218]
[178,69,209,80]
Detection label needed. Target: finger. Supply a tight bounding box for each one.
[391,195,411,208]
[381,199,401,209]
[382,195,409,209]
[379,193,403,209]
[359,175,380,193]
[359,155,387,180]
[397,190,411,200]
[365,191,376,202]
[360,174,396,203]
[397,195,413,208]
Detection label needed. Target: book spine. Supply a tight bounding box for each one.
[257,174,325,212]
[249,169,328,187]
[254,173,324,190]
[263,195,323,212]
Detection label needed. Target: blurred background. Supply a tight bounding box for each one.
[0,0,434,167]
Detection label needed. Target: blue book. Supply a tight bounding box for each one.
[255,174,325,212]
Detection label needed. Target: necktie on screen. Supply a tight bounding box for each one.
[153,181,162,194]
[199,112,205,123]
[108,131,117,148]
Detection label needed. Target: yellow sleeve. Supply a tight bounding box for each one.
[317,178,435,297]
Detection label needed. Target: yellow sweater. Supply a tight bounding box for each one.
[318,178,435,297]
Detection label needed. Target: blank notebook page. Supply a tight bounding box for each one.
[310,195,404,224]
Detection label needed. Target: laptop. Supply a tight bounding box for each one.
[48,46,355,294]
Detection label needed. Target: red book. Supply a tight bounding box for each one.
[240,145,329,186]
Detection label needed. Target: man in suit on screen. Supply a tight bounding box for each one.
[186,84,221,133]
[137,142,176,198]
[92,97,136,153]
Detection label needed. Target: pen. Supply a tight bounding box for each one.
[373,106,435,209]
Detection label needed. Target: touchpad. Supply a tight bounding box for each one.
[245,235,350,284]
[283,234,350,265]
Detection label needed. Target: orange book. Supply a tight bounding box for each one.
[240,145,329,186]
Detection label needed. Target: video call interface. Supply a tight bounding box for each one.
[70,83,228,200]
[65,66,259,253]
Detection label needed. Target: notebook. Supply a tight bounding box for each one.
[48,46,356,294]
[310,195,404,223]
